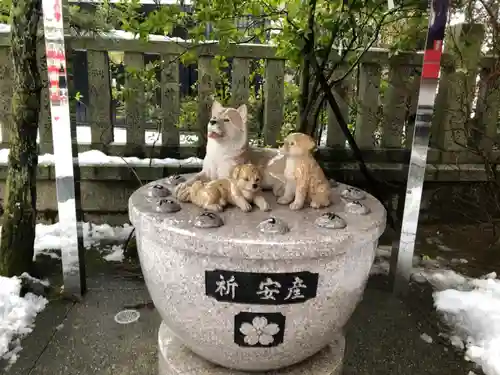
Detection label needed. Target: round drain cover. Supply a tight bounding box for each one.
[114,309,140,325]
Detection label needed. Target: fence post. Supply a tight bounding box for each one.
[197,56,215,151]
[262,59,285,147]
[87,50,113,148]
[436,23,484,152]
[473,62,500,152]
[381,58,413,148]
[326,66,351,148]
[160,54,180,154]
[124,52,145,155]
[231,57,250,107]
[355,62,382,148]
[0,46,12,144]
[38,41,53,154]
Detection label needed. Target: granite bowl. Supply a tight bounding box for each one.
[129,174,386,371]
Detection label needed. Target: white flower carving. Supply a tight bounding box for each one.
[239,316,280,346]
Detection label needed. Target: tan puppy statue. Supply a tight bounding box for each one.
[276,132,331,210]
[180,164,271,213]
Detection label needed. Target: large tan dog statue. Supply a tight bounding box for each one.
[174,100,286,198]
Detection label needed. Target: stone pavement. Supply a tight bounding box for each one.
[3,268,477,375]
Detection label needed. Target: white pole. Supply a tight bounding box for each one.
[391,0,450,296]
[41,0,86,298]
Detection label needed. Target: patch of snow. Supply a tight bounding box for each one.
[19,273,50,287]
[420,333,433,344]
[430,271,500,375]
[32,222,133,259]
[55,324,64,331]
[103,245,124,262]
[0,148,202,168]
[370,248,500,375]
[0,221,132,260]
[369,246,443,277]
[0,275,48,364]
[482,272,497,280]
[451,258,469,265]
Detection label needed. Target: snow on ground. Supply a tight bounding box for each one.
[0,275,48,367]
[372,246,500,375]
[102,244,125,262]
[0,222,133,368]
[431,272,500,375]
[34,221,133,260]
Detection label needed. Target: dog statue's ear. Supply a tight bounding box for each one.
[236,104,247,124]
[231,164,243,180]
[305,135,317,152]
[211,100,223,117]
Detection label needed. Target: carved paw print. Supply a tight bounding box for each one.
[148,183,171,198]
[344,200,370,215]
[193,211,224,228]
[340,187,366,201]
[155,198,181,213]
[165,174,186,186]
[257,217,289,235]
[314,212,347,229]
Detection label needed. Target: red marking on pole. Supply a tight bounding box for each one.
[46,50,65,60]
[54,1,62,22]
[422,40,444,80]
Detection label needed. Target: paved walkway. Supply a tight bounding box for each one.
[3,263,476,375]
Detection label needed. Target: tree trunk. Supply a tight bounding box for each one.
[0,0,42,277]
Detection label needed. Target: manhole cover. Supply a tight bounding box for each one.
[114,309,140,325]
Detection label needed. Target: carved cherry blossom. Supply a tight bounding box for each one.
[239,316,280,346]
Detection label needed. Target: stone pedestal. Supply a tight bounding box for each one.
[158,322,344,375]
[129,174,386,372]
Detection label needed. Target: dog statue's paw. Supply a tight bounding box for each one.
[260,201,271,212]
[240,201,253,212]
[272,184,285,197]
[174,182,188,199]
[205,204,223,212]
[310,201,321,209]
[175,187,191,202]
[289,201,303,211]
[277,196,293,205]
[175,182,187,194]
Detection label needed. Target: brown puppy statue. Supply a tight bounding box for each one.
[180,164,271,213]
[276,132,331,210]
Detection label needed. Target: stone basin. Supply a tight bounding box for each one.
[128,174,386,372]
